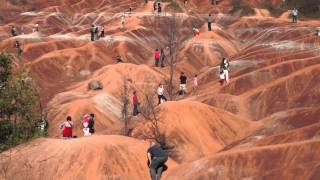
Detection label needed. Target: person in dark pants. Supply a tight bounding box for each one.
[157,84,167,105]
[147,141,168,180]
[100,26,105,37]
[179,72,187,95]
[88,113,95,134]
[90,25,95,41]
[132,91,140,116]
[208,14,212,31]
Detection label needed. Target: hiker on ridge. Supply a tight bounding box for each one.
[193,74,198,91]
[59,116,73,139]
[220,57,230,85]
[132,91,140,116]
[147,141,168,180]
[157,84,167,105]
[90,25,95,41]
[292,8,298,23]
[208,14,212,31]
[179,72,187,95]
[100,26,105,37]
[154,48,160,67]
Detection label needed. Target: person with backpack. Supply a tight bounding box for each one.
[160,48,165,67]
[220,57,230,84]
[157,84,167,105]
[208,14,212,31]
[88,113,95,134]
[82,114,91,136]
[90,25,95,41]
[154,48,160,67]
[292,8,298,23]
[147,141,168,180]
[179,72,187,95]
[132,91,140,116]
[59,116,73,139]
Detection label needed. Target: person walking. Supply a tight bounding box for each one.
[292,8,298,23]
[220,57,230,84]
[121,15,125,30]
[90,25,95,41]
[94,26,99,40]
[193,74,198,91]
[59,116,73,139]
[132,91,140,116]
[208,14,212,31]
[100,26,105,38]
[147,141,168,180]
[154,48,160,67]
[179,72,187,95]
[157,84,167,105]
[184,0,188,7]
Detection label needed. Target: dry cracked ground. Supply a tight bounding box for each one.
[0,0,320,180]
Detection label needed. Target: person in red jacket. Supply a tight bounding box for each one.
[59,116,73,139]
[154,48,160,67]
[132,91,140,116]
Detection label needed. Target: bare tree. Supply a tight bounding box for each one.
[120,76,131,136]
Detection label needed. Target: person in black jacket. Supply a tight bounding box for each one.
[147,141,168,180]
[179,72,187,95]
[88,113,95,134]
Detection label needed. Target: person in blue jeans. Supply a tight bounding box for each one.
[147,141,168,180]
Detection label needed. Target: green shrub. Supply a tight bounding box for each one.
[0,53,44,152]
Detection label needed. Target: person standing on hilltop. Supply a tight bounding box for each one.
[121,15,125,30]
[147,141,168,180]
[90,25,95,41]
[220,57,230,84]
[132,91,140,116]
[208,14,212,31]
[157,84,167,105]
[100,26,105,38]
[179,72,187,95]
[59,116,73,139]
[193,74,198,91]
[292,8,298,23]
[154,48,160,67]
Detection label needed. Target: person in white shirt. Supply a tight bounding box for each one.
[292,8,298,23]
[157,84,167,105]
